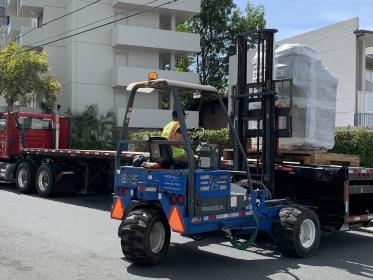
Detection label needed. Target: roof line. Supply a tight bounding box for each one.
[354,29,373,36]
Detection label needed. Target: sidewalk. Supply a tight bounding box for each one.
[358,226,373,234]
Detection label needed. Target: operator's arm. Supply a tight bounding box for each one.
[174,129,187,161]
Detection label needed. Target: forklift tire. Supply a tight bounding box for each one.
[273,206,321,258]
[35,165,58,197]
[119,208,170,265]
[15,161,36,194]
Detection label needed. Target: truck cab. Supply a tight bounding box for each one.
[0,112,69,160]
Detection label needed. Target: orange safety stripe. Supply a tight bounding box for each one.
[111,197,125,220]
[168,206,185,233]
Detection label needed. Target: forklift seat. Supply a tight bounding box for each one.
[149,137,175,169]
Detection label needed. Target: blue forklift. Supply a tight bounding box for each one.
[111,29,373,264]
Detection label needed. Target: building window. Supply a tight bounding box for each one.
[159,90,171,109]
[159,52,171,70]
[37,12,43,28]
[366,69,373,92]
[159,14,171,30]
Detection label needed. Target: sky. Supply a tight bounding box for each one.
[234,0,373,40]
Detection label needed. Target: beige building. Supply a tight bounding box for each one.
[2,0,201,128]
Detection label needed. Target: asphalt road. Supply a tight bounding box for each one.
[1,184,373,280]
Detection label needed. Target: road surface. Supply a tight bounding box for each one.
[1,184,373,280]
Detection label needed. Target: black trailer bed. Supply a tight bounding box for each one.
[221,159,373,229]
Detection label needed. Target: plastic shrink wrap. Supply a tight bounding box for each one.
[273,44,339,150]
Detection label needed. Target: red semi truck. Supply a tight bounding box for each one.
[0,111,141,197]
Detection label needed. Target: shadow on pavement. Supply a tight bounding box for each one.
[0,182,112,212]
[126,231,373,280]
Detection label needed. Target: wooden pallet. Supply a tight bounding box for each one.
[223,149,360,167]
[276,150,360,166]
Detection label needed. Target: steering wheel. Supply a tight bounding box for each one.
[188,127,205,144]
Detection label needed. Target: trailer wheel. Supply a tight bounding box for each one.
[119,208,170,265]
[35,165,57,197]
[274,206,321,258]
[15,161,36,194]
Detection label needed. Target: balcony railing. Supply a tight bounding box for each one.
[17,0,43,17]
[112,66,199,88]
[355,113,373,128]
[112,25,200,53]
[113,0,200,19]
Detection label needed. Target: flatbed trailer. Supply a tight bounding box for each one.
[221,159,373,231]
[0,111,146,196]
[8,148,146,196]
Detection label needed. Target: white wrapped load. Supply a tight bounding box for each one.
[273,44,338,150]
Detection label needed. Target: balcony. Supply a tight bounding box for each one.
[113,0,200,21]
[355,113,373,127]
[112,66,199,88]
[5,0,16,15]
[19,25,43,46]
[6,15,30,41]
[112,25,200,54]
[116,108,199,129]
[17,0,43,17]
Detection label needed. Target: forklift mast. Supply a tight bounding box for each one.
[232,29,292,196]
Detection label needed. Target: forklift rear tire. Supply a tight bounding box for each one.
[15,161,36,194]
[35,165,57,197]
[273,206,321,258]
[119,208,170,265]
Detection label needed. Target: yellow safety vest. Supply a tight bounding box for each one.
[162,121,186,159]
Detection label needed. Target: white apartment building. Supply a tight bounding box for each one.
[280,18,373,128]
[229,18,373,128]
[0,0,7,49]
[3,0,201,128]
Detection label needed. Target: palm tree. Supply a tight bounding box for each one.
[69,104,117,150]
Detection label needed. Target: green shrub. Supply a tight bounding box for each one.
[130,130,162,152]
[69,104,118,150]
[203,128,232,149]
[128,128,232,152]
[330,129,373,167]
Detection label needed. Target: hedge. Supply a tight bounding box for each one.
[130,128,373,167]
[330,129,373,167]
[129,128,232,152]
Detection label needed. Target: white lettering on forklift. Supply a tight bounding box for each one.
[200,175,211,180]
[201,205,224,212]
[158,193,162,200]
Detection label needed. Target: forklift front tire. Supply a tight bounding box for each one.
[15,161,36,194]
[274,206,321,258]
[119,208,171,265]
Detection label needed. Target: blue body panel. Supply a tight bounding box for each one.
[195,170,230,198]
[114,166,288,236]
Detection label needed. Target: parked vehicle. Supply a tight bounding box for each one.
[0,111,140,196]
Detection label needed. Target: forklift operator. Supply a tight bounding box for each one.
[162,109,188,166]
